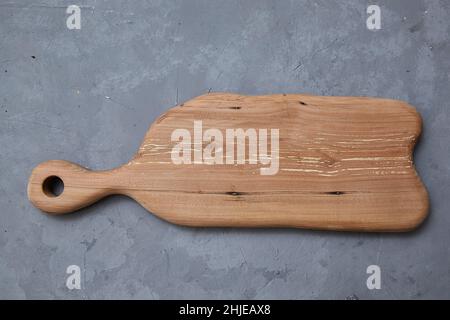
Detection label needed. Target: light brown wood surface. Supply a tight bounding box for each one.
[28,93,429,231]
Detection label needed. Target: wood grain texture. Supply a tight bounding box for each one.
[28,93,429,231]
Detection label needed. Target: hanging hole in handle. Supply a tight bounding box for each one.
[42,176,64,197]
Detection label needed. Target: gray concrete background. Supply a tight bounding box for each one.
[1,0,449,299]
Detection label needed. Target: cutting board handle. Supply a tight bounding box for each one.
[27,160,120,214]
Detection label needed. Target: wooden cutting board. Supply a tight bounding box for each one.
[27,93,429,231]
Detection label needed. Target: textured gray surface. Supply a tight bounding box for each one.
[1,0,449,299]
